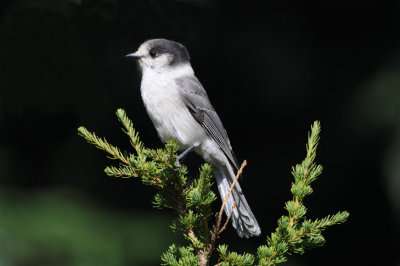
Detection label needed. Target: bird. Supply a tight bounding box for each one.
[126,38,261,238]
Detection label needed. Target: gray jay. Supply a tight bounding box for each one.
[126,39,261,238]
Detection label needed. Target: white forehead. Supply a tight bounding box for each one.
[136,42,150,55]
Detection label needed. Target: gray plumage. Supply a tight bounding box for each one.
[176,76,239,169]
[127,38,261,238]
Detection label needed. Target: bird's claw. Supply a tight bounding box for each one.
[175,158,181,169]
[165,154,181,169]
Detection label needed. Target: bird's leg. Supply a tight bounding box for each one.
[176,145,196,167]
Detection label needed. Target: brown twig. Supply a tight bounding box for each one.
[216,160,247,230]
[219,201,236,234]
[205,160,248,262]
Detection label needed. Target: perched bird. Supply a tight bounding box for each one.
[126,39,261,238]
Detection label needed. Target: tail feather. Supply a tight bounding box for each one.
[214,163,261,238]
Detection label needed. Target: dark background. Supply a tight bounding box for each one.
[0,0,399,265]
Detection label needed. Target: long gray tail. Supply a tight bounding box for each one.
[213,162,261,238]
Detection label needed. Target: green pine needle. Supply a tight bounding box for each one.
[77,126,129,164]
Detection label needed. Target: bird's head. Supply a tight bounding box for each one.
[126,39,190,72]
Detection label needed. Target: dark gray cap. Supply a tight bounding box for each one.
[146,39,191,66]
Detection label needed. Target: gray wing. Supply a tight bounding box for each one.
[176,76,239,170]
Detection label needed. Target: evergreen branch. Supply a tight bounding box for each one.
[306,211,349,231]
[151,148,176,169]
[217,245,255,266]
[116,109,146,163]
[77,126,129,164]
[104,165,138,178]
[79,112,349,266]
[161,245,199,265]
[257,121,349,265]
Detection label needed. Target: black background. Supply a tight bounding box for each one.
[0,0,399,265]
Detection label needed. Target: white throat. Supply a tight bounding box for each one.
[141,62,194,79]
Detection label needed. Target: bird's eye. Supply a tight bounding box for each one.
[149,50,157,57]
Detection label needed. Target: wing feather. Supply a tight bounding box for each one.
[176,76,239,170]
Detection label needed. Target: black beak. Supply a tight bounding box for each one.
[125,52,142,60]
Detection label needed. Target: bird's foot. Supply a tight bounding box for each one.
[175,158,181,168]
[175,145,196,169]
